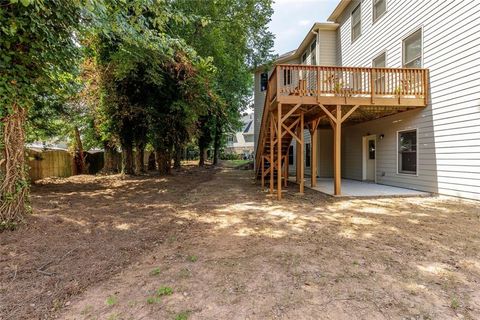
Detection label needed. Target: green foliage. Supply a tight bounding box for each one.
[174,311,190,320]
[146,296,160,304]
[187,255,198,262]
[150,267,161,276]
[105,295,117,306]
[156,286,173,296]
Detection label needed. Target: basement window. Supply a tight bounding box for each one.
[398,129,417,174]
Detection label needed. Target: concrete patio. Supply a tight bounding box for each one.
[290,177,430,197]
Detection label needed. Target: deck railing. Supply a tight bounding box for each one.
[275,64,428,101]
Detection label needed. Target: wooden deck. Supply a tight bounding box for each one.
[256,64,429,199]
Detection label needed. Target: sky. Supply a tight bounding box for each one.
[268,0,339,55]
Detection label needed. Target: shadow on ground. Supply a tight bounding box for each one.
[1,165,480,319]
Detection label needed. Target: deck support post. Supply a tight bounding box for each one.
[284,152,289,188]
[269,114,274,194]
[333,105,342,196]
[299,111,305,194]
[309,120,319,188]
[277,103,282,200]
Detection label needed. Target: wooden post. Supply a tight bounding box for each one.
[333,105,342,196]
[295,125,300,183]
[284,151,289,188]
[310,120,318,188]
[261,156,265,189]
[269,115,274,194]
[299,111,305,194]
[277,103,282,200]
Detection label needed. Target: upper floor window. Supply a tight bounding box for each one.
[301,52,307,64]
[260,72,268,91]
[310,40,317,65]
[351,3,361,42]
[403,29,422,68]
[372,52,386,92]
[372,52,386,68]
[373,0,386,23]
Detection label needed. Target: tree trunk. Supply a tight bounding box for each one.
[155,148,171,175]
[135,142,145,174]
[74,126,86,174]
[0,104,28,228]
[199,147,206,167]
[213,118,222,166]
[173,146,182,169]
[147,152,156,171]
[122,143,135,175]
[103,142,118,173]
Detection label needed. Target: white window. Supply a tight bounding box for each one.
[403,29,422,68]
[301,52,307,64]
[372,52,386,92]
[351,3,361,42]
[310,40,317,65]
[260,72,268,91]
[373,0,386,23]
[398,129,417,174]
[372,52,386,68]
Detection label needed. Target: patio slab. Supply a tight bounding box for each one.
[290,177,430,197]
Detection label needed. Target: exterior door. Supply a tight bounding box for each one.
[363,135,376,182]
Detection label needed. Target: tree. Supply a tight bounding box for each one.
[0,0,86,228]
[171,0,275,166]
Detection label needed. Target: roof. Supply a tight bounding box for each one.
[328,0,351,22]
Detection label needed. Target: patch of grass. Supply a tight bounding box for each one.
[187,255,198,262]
[150,267,161,276]
[81,305,94,315]
[450,297,460,310]
[174,311,190,320]
[107,313,119,320]
[146,296,161,304]
[156,286,173,296]
[106,295,118,306]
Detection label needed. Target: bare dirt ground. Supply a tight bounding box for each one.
[1,164,480,320]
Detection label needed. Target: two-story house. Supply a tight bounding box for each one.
[254,0,480,200]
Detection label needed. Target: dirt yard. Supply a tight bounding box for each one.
[1,164,480,320]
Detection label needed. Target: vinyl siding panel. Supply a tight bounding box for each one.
[335,0,480,199]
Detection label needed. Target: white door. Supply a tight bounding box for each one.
[362,135,376,182]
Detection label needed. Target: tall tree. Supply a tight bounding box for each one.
[0,0,86,228]
[171,0,275,166]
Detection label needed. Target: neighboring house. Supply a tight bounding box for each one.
[226,113,255,158]
[254,0,480,200]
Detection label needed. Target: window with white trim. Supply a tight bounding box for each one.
[398,129,417,174]
[373,52,386,92]
[373,0,386,23]
[351,3,361,42]
[260,72,268,91]
[310,40,317,65]
[403,29,422,68]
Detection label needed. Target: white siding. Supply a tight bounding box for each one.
[335,0,480,199]
[318,30,337,65]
